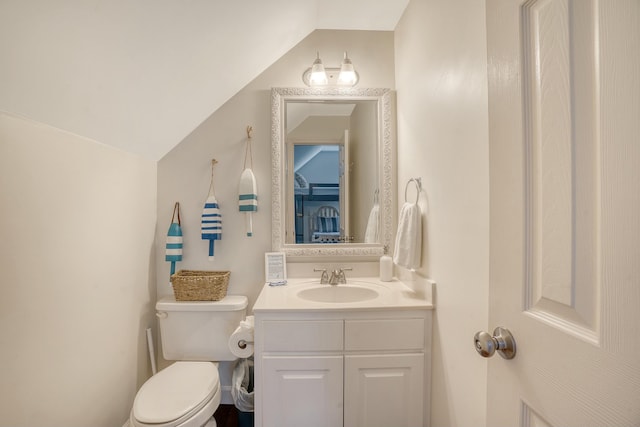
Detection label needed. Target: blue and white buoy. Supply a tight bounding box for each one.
[165,202,183,278]
[202,159,222,260]
[201,195,222,260]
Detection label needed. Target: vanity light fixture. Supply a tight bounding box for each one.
[302,51,359,87]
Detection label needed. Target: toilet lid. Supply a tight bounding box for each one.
[133,361,219,424]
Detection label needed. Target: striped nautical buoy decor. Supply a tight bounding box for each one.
[239,126,258,237]
[202,159,222,260]
[165,202,183,278]
[202,195,222,259]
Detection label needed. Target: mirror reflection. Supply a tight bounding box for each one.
[271,87,393,258]
[292,143,344,243]
[285,100,379,244]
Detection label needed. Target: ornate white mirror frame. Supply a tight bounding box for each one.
[271,87,395,258]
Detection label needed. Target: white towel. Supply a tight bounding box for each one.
[393,202,422,269]
[364,204,379,243]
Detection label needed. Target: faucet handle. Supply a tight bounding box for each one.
[314,268,329,284]
[336,267,351,284]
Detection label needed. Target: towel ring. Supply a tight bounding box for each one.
[404,178,422,204]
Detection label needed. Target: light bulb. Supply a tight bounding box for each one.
[309,52,328,86]
[338,52,358,86]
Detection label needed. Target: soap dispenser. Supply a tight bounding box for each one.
[380,246,393,282]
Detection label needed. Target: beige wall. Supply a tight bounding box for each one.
[156,29,395,396]
[0,112,157,426]
[0,0,320,160]
[288,116,349,140]
[395,1,490,426]
[0,11,491,424]
[157,29,395,306]
[349,101,379,241]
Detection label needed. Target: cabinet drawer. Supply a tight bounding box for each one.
[262,320,343,352]
[345,318,425,351]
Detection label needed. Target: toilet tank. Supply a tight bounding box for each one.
[156,295,248,361]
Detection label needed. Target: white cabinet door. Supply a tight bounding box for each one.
[344,353,424,427]
[262,355,344,427]
[486,0,640,426]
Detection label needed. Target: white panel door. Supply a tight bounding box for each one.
[486,1,640,426]
[262,355,343,427]
[344,353,423,427]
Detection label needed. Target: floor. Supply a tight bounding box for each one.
[213,404,239,427]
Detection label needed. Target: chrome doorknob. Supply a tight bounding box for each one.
[474,327,516,359]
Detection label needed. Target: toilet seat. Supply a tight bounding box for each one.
[131,361,220,427]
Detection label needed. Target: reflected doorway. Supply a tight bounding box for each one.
[289,132,349,243]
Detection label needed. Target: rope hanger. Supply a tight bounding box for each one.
[243,125,253,170]
[208,159,218,197]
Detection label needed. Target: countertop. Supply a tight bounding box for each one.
[252,277,433,313]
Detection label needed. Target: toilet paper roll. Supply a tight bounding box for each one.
[229,324,254,358]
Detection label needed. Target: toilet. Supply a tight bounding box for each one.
[130,294,248,427]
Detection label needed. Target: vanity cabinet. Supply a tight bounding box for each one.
[344,353,423,426]
[344,318,425,427]
[254,311,431,427]
[262,355,343,426]
[260,320,344,427]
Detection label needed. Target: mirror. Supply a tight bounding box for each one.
[271,87,395,258]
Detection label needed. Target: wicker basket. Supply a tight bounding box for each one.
[170,270,230,301]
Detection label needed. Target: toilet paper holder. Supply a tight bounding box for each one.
[238,339,254,349]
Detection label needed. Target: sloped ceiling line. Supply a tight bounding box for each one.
[0,0,408,160]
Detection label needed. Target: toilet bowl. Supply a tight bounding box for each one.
[130,295,248,427]
[130,362,220,427]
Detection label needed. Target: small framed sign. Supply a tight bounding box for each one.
[265,252,287,284]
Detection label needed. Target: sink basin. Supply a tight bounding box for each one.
[296,284,379,303]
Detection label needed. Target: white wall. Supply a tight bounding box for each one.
[289,115,349,140]
[349,101,379,241]
[156,29,395,393]
[394,1,490,426]
[0,112,157,426]
[0,0,319,160]
[0,1,408,161]
[157,29,395,309]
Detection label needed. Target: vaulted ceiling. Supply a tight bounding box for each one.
[0,0,408,160]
